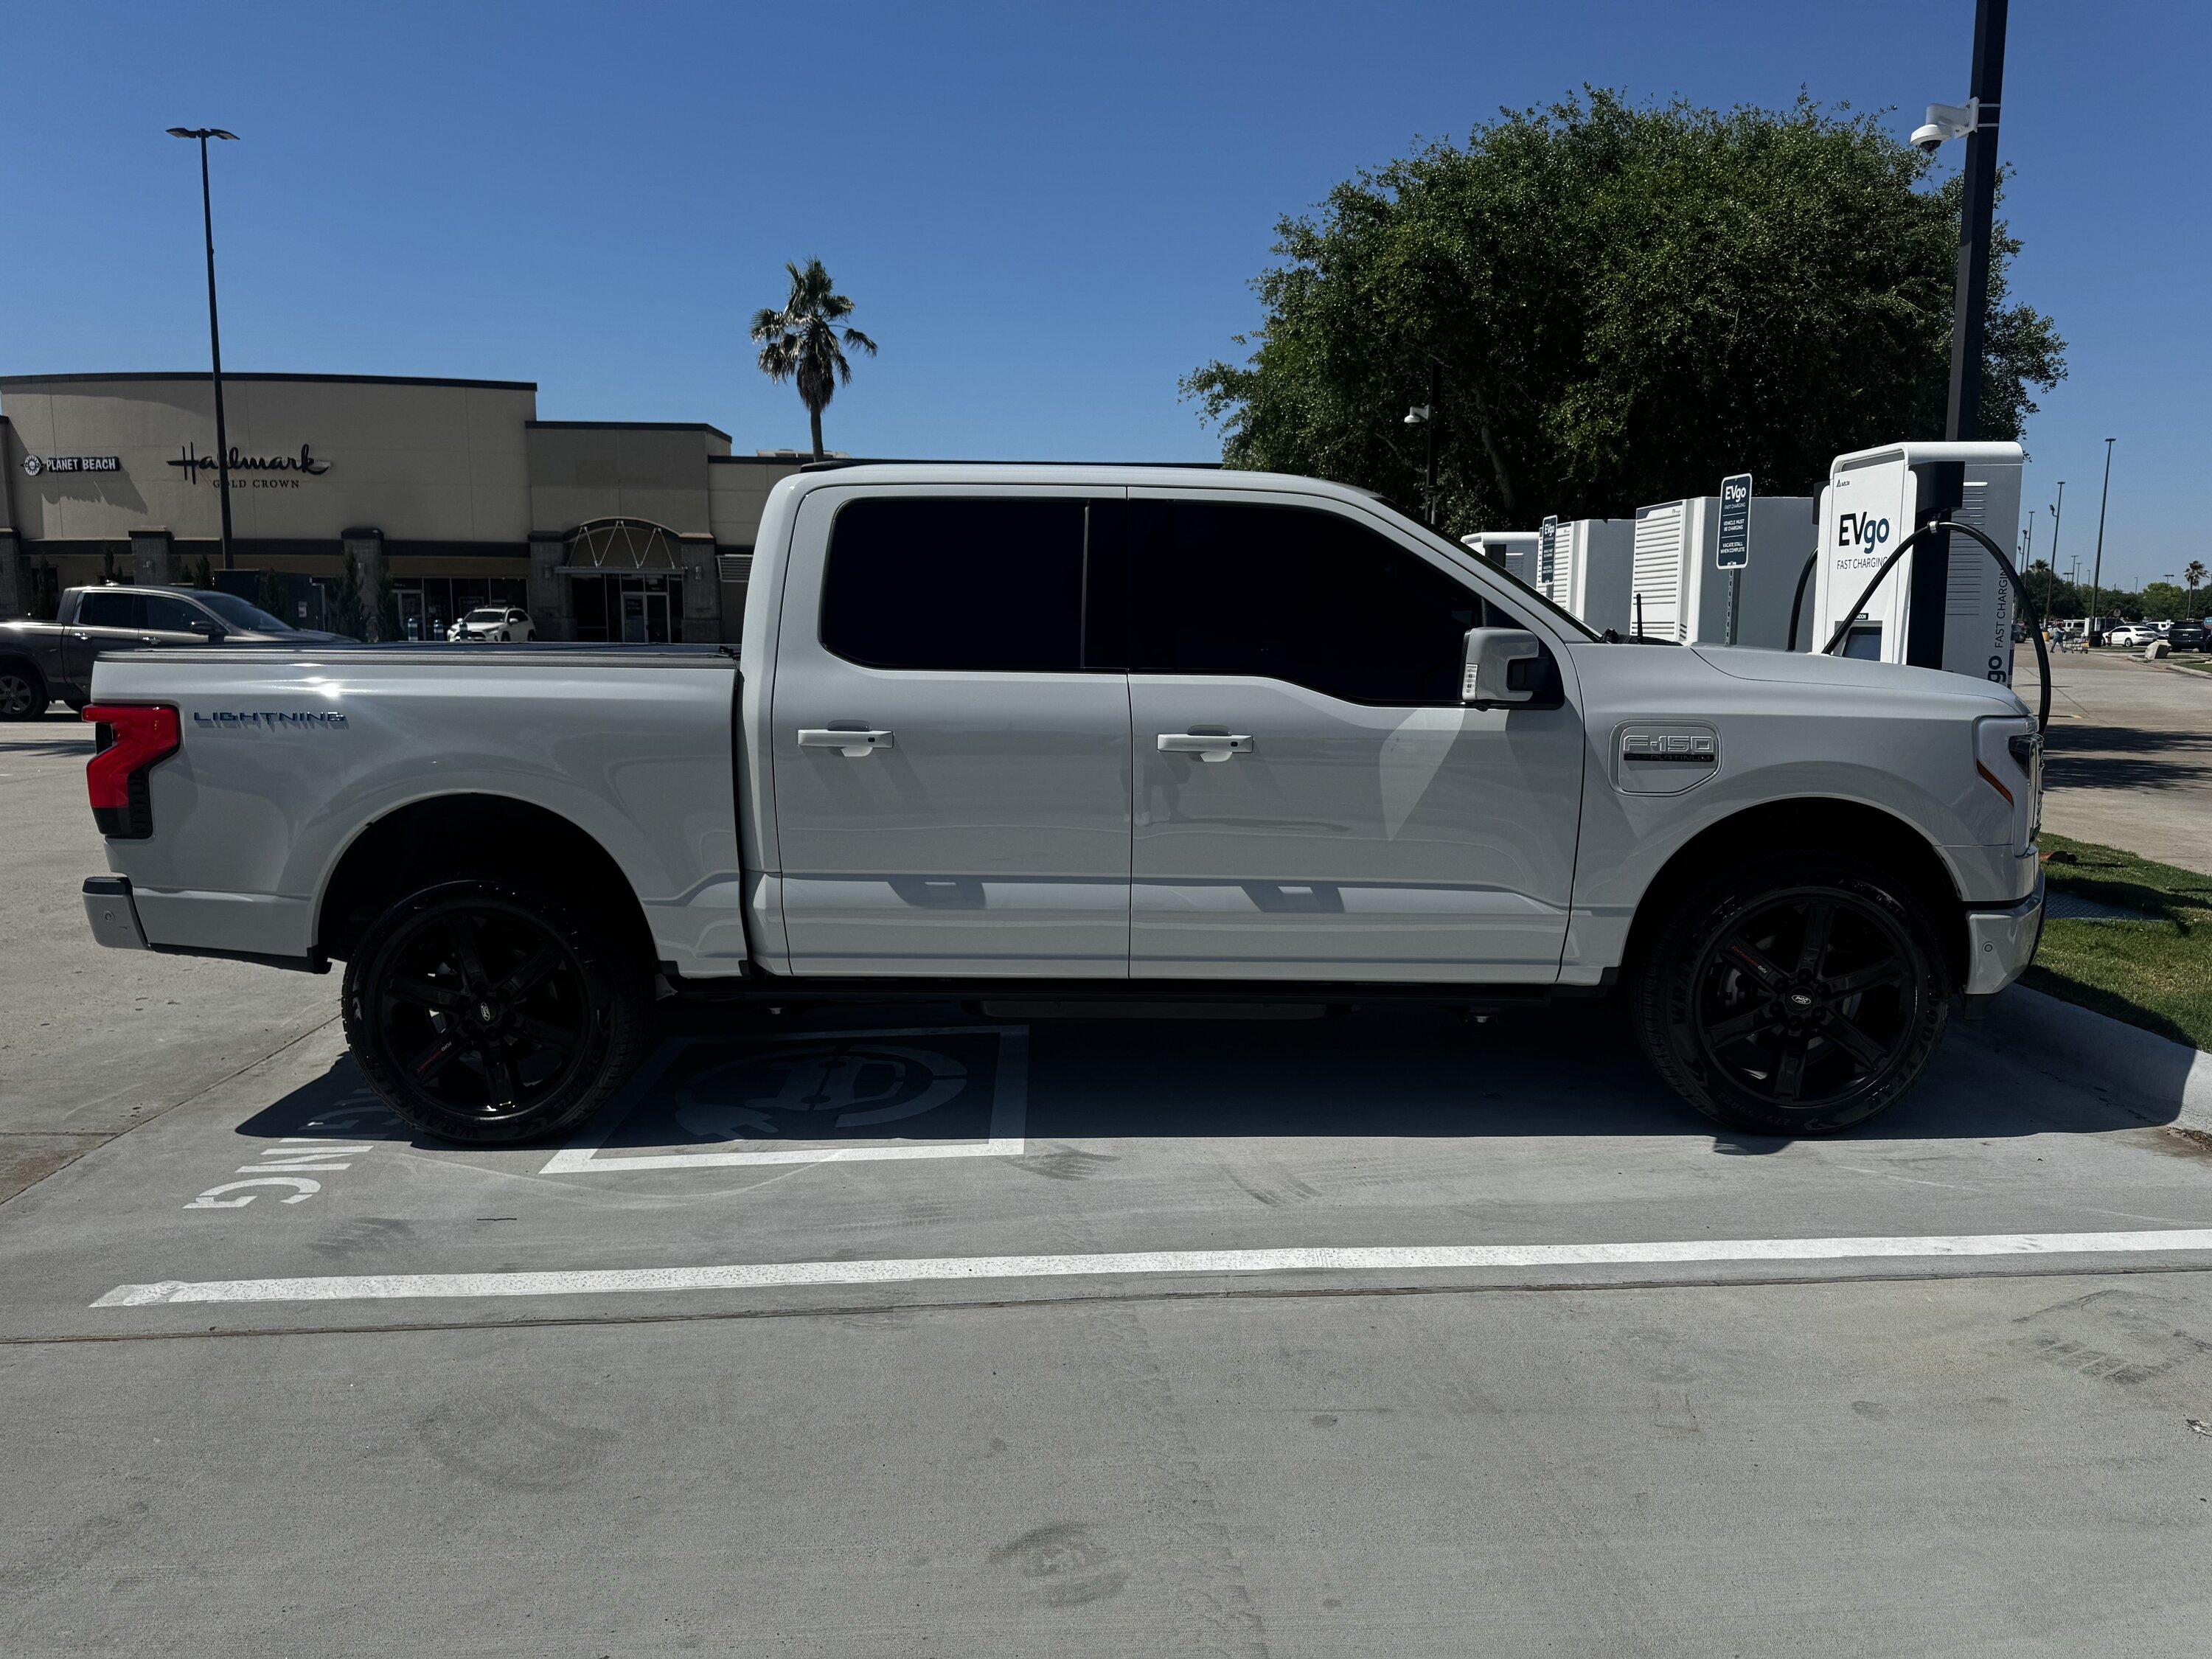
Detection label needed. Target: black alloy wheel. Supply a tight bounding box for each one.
[0,667,42,720]
[1633,858,1949,1135]
[343,880,647,1144]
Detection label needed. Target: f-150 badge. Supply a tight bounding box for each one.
[1621,731,1716,763]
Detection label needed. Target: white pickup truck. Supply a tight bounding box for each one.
[77,465,2044,1142]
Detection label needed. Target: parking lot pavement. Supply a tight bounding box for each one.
[9,689,2212,1653]
[0,711,336,1193]
[6,985,2212,1653]
[2014,644,2212,874]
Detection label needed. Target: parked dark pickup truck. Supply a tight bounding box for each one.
[0,585,350,718]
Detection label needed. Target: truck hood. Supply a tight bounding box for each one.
[1690,644,2027,711]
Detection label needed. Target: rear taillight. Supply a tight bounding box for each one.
[84,704,181,839]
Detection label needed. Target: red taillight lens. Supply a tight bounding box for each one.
[84,704,181,838]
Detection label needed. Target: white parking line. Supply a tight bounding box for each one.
[92,1228,2212,1308]
[539,1027,1027,1173]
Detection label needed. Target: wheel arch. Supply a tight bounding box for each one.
[1621,796,1967,987]
[0,650,49,706]
[315,792,655,970]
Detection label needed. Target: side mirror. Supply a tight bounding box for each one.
[187,619,226,643]
[1461,628,1543,709]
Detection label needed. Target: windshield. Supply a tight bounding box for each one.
[466,609,507,622]
[194,591,298,633]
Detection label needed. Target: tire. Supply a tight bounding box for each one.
[0,661,45,721]
[1631,855,1950,1136]
[342,879,649,1145]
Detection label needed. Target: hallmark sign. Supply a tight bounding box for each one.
[169,442,333,488]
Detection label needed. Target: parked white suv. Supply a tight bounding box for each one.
[76,464,2044,1144]
[450,607,535,642]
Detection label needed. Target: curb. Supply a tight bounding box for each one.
[1978,983,2212,1130]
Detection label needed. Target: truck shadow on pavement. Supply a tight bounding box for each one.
[230,999,2179,1158]
[2042,723,2212,792]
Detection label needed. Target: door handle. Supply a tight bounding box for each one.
[1157,732,1253,762]
[798,728,894,758]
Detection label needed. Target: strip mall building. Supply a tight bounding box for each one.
[0,372,810,641]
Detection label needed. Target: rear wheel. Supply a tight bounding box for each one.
[1632,857,1950,1135]
[342,879,648,1144]
[0,663,44,720]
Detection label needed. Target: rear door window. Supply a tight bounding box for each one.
[821,497,1100,672]
[75,591,142,628]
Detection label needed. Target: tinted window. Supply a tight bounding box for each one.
[823,497,1091,672]
[1127,500,1489,705]
[75,591,141,628]
[142,595,209,632]
[195,591,294,632]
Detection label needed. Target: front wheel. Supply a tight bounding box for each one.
[342,880,649,1144]
[1631,857,1950,1135]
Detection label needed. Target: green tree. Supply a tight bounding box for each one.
[256,566,285,619]
[2140,582,2186,624]
[372,565,399,643]
[192,552,215,591]
[30,560,60,621]
[100,547,117,585]
[1184,90,2067,534]
[332,549,367,640]
[751,258,877,462]
[2186,560,2208,613]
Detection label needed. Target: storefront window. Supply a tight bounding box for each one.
[569,574,681,643]
[392,577,528,640]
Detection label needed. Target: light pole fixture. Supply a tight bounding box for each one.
[1400,359,1443,526]
[167,126,240,571]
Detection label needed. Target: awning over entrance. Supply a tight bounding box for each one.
[559,518,684,574]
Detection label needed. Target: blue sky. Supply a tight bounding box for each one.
[6,0,2204,589]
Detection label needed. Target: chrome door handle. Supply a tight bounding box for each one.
[1157,732,1253,762]
[798,728,894,758]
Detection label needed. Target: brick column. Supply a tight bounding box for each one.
[528,532,571,641]
[130,528,176,587]
[0,530,25,619]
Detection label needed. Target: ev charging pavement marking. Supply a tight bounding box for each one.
[538,1027,1027,1174]
[91,1229,2212,1308]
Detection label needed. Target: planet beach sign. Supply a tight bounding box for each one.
[169,442,333,488]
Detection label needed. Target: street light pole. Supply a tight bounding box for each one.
[1908,0,2008,669]
[2087,437,2114,643]
[2046,481,2065,623]
[1943,0,2007,443]
[1424,359,1440,527]
[167,127,239,571]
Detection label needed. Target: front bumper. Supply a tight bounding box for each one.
[83,875,149,951]
[1963,871,2045,996]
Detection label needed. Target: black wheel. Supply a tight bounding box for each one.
[342,880,648,1144]
[1632,857,1950,1135]
[0,663,44,721]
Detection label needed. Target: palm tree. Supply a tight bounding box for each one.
[751,259,877,462]
[2186,560,2208,612]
